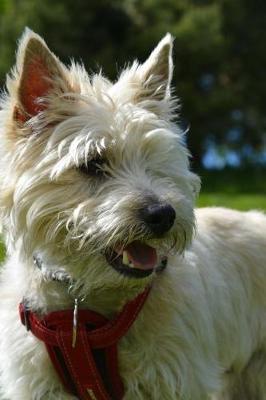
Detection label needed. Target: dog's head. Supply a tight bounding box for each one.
[0,29,200,293]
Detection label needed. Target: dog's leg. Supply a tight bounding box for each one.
[216,352,266,400]
[234,352,266,400]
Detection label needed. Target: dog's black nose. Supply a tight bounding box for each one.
[140,203,176,236]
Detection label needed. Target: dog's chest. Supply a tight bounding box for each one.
[117,292,182,399]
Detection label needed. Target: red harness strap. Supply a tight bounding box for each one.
[19,288,150,400]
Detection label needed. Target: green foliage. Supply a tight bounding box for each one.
[174,4,223,53]
[199,168,266,194]
[0,0,266,166]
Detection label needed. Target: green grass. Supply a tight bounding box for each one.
[197,193,266,211]
[197,168,266,211]
[0,241,5,263]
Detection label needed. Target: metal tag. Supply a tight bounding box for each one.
[72,298,78,348]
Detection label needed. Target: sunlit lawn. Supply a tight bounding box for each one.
[0,242,5,263]
[197,168,266,211]
[197,193,266,211]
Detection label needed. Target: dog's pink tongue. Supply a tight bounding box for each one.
[125,241,157,270]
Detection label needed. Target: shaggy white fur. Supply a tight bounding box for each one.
[0,28,266,400]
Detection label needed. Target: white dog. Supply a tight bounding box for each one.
[0,28,265,400]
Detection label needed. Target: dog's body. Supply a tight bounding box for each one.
[0,29,266,400]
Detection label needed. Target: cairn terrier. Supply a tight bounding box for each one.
[0,28,266,400]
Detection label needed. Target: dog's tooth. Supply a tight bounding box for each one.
[123,251,129,266]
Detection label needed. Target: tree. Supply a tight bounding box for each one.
[0,0,265,168]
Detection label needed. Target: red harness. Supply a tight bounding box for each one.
[19,288,150,400]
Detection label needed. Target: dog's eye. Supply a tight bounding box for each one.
[78,157,106,177]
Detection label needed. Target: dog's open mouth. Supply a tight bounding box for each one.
[105,240,167,278]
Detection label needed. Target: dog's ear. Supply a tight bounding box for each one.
[13,28,69,123]
[137,33,174,102]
